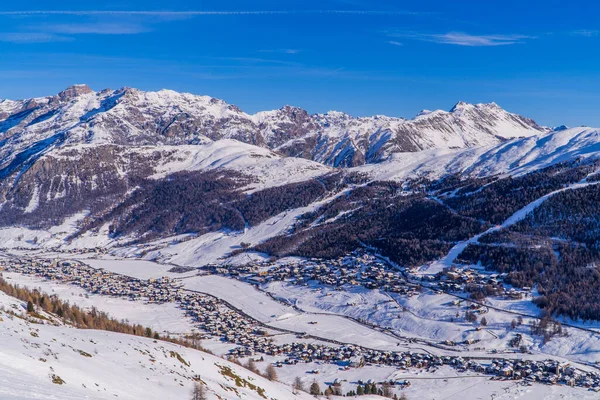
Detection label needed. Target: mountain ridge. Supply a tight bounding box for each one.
[0,84,549,169]
[2,84,598,280]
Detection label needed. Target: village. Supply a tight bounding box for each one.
[1,255,599,392]
[204,250,529,304]
[0,257,273,353]
[205,252,419,295]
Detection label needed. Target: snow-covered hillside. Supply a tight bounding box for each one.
[355,126,600,182]
[148,139,332,191]
[305,101,546,166]
[0,289,313,400]
[5,126,600,266]
[0,84,556,244]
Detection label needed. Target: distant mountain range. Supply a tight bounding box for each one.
[0,84,547,170]
[5,84,600,321]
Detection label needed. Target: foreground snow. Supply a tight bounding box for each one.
[4,258,600,399]
[0,290,314,400]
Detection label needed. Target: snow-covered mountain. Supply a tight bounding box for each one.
[0,289,313,400]
[10,84,600,400]
[0,84,549,234]
[0,85,547,170]
[303,101,547,166]
[355,126,600,182]
[3,84,599,269]
[7,85,600,400]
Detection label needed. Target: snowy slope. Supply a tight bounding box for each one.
[113,190,348,265]
[148,139,331,191]
[1,126,599,269]
[0,290,314,400]
[355,127,600,182]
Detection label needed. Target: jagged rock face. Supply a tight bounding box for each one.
[0,136,332,231]
[57,84,93,100]
[254,105,319,148]
[277,103,547,167]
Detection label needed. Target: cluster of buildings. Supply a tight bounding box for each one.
[207,252,530,304]
[422,267,530,299]
[177,291,273,350]
[0,257,276,351]
[206,251,419,296]
[0,258,181,303]
[234,341,600,391]
[485,358,600,389]
[2,256,598,392]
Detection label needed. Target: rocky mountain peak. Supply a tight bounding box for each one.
[450,101,507,114]
[416,109,434,117]
[449,101,471,112]
[57,84,93,100]
[323,110,351,118]
[279,105,310,119]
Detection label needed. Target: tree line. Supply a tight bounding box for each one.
[0,275,211,352]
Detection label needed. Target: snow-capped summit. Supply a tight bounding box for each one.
[0,86,548,169]
[450,100,471,112]
[356,126,600,183]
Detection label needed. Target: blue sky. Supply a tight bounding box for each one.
[0,0,599,127]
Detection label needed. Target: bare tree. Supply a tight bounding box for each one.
[191,382,207,400]
[310,380,321,396]
[264,364,278,381]
[383,381,393,398]
[190,330,202,348]
[465,311,478,323]
[293,376,304,393]
[245,358,259,374]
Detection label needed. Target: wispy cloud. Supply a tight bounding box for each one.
[388,40,403,46]
[4,17,159,44]
[211,56,301,67]
[0,9,427,17]
[571,29,599,37]
[0,32,72,43]
[259,49,301,54]
[0,9,428,44]
[39,22,149,35]
[391,31,534,46]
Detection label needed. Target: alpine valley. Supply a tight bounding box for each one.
[4,85,600,399]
